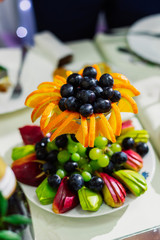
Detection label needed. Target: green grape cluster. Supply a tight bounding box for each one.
[46,135,123,180]
[35,134,129,192]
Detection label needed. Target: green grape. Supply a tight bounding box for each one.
[97,154,109,168]
[67,143,78,154]
[71,153,80,162]
[67,134,75,144]
[81,171,91,182]
[81,163,92,173]
[90,160,99,171]
[94,136,108,149]
[57,150,70,163]
[78,157,87,167]
[56,169,66,179]
[89,148,102,160]
[77,143,86,157]
[47,140,58,152]
[109,143,122,153]
[105,147,113,157]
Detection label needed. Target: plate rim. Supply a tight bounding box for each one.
[6,118,156,218]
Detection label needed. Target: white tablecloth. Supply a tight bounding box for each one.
[0,35,160,240]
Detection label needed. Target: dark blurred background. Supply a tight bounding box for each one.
[0,0,160,46]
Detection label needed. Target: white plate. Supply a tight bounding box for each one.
[0,48,54,115]
[5,118,156,218]
[127,14,160,64]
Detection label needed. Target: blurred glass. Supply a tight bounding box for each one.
[0,0,36,47]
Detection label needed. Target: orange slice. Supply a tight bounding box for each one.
[42,110,70,135]
[88,114,95,147]
[118,92,138,113]
[113,83,140,97]
[108,103,122,136]
[25,89,61,108]
[50,112,79,141]
[110,73,130,84]
[98,114,116,142]
[78,68,83,76]
[92,64,101,80]
[54,75,66,85]
[96,62,112,74]
[53,67,71,79]
[75,125,83,144]
[95,119,100,137]
[49,121,79,140]
[66,70,73,77]
[96,118,110,140]
[38,82,60,90]
[31,97,57,122]
[81,116,89,147]
[40,102,58,130]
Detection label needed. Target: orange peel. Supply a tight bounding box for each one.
[113,83,140,97]
[81,116,89,147]
[50,112,79,141]
[118,92,138,114]
[92,64,102,80]
[25,89,60,108]
[38,82,59,90]
[40,102,58,130]
[88,114,96,147]
[110,73,130,84]
[31,97,57,122]
[109,103,122,136]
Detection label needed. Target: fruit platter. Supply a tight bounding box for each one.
[9,64,156,217]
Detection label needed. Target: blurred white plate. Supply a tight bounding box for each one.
[5,118,156,218]
[0,48,54,115]
[127,14,160,64]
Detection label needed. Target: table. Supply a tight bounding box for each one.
[0,34,160,240]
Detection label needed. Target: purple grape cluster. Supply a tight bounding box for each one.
[58,66,121,117]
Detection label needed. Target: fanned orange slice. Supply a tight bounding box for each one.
[50,112,79,141]
[92,64,101,80]
[49,121,79,140]
[66,70,73,77]
[99,114,116,142]
[75,125,83,144]
[96,62,112,74]
[78,68,83,76]
[54,75,66,85]
[38,82,60,90]
[108,103,122,136]
[96,118,110,140]
[25,89,61,108]
[40,102,58,130]
[81,116,88,147]
[110,73,130,84]
[95,119,100,137]
[113,83,140,97]
[31,97,58,122]
[118,92,138,113]
[88,114,95,147]
[42,110,70,135]
[56,121,79,135]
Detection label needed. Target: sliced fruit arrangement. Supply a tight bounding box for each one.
[11,122,149,214]
[25,64,140,147]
